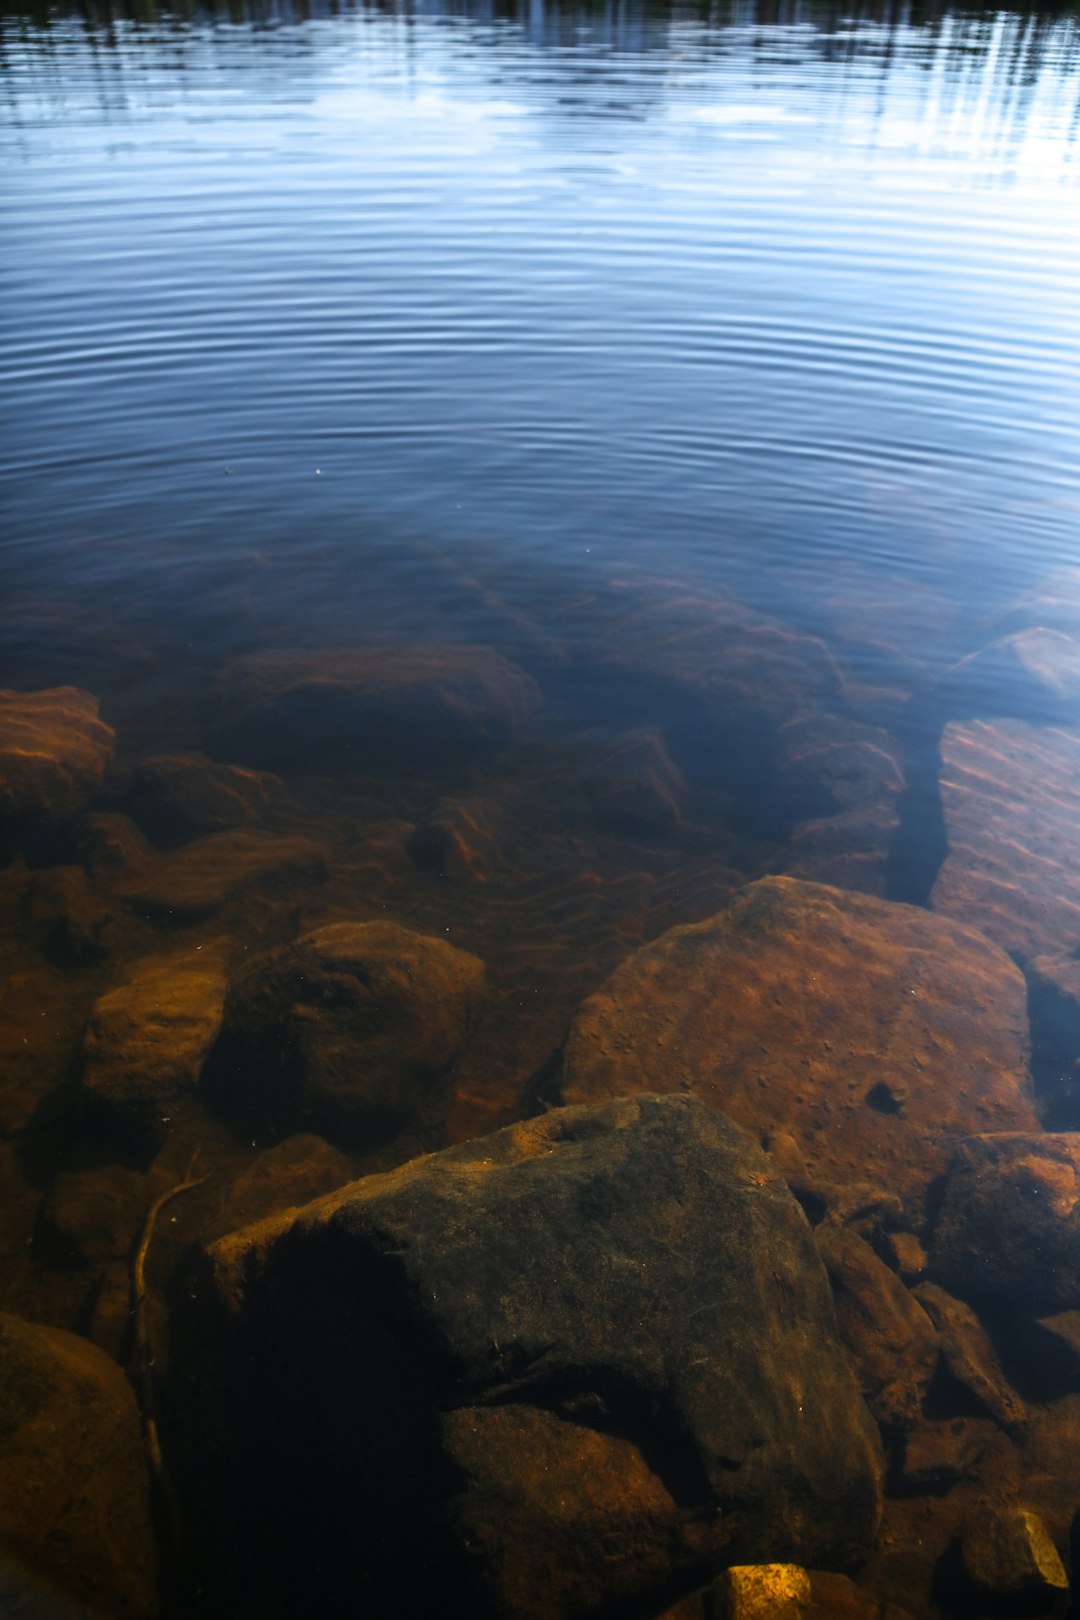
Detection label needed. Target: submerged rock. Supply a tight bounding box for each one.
[959,1503,1068,1601]
[912,1283,1026,1437]
[0,1312,156,1619]
[218,920,486,1135]
[775,713,906,896]
[19,865,114,962]
[37,1164,148,1270]
[169,1094,883,1619]
[926,629,1080,725]
[208,644,540,770]
[929,1133,1080,1313]
[129,751,282,846]
[585,728,684,835]
[931,719,1080,964]
[0,686,115,825]
[118,827,328,923]
[816,1228,939,1434]
[80,953,228,1148]
[559,876,1035,1211]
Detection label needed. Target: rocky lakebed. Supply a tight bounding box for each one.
[3,564,1080,1619]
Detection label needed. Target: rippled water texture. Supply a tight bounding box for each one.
[2,0,1079,708]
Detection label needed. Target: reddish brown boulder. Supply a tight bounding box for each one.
[775,713,905,896]
[0,687,114,822]
[559,876,1036,1210]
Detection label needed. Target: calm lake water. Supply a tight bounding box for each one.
[3,2,1080,1617]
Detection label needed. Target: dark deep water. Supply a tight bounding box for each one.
[3,3,1080,1617]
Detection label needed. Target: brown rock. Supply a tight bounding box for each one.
[711,1563,811,1618]
[81,953,228,1148]
[219,920,486,1134]
[130,751,282,845]
[211,1134,353,1239]
[959,1503,1068,1599]
[898,1417,991,1493]
[0,687,114,823]
[19,866,114,962]
[913,1283,1027,1436]
[817,1228,939,1432]
[209,644,540,770]
[776,713,906,896]
[118,828,328,922]
[169,1095,883,1618]
[37,1165,148,1269]
[77,812,154,880]
[882,1232,928,1286]
[932,719,1080,963]
[0,1312,156,1618]
[929,1134,1080,1312]
[585,729,684,835]
[559,876,1036,1210]
[407,795,502,881]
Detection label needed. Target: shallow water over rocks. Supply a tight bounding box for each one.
[3,0,1080,1615]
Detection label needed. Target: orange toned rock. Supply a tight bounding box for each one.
[169,1096,883,1617]
[882,1232,928,1286]
[959,1504,1068,1600]
[0,687,114,822]
[0,1312,156,1618]
[816,1228,939,1433]
[130,751,282,845]
[77,811,154,879]
[898,1417,993,1493]
[560,877,1036,1210]
[929,1134,1080,1312]
[219,920,486,1135]
[81,953,228,1148]
[407,794,502,881]
[118,828,328,922]
[209,644,540,770]
[931,720,1080,963]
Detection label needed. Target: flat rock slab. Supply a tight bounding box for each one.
[170,1094,883,1619]
[559,876,1035,1211]
[775,713,906,896]
[208,644,541,771]
[0,1312,156,1618]
[931,719,1080,964]
[0,686,114,822]
[118,827,328,922]
[219,919,487,1134]
[81,953,228,1147]
[929,1133,1080,1313]
[925,629,1080,726]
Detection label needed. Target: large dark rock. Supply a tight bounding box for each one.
[0,687,115,825]
[929,1134,1080,1313]
[0,1313,156,1619]
[216,920,487,1136]
[208,644,541,771]
[168,1095,884,1620]
[558,877,1035,1212]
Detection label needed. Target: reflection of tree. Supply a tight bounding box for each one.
[1,0,1076,168]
